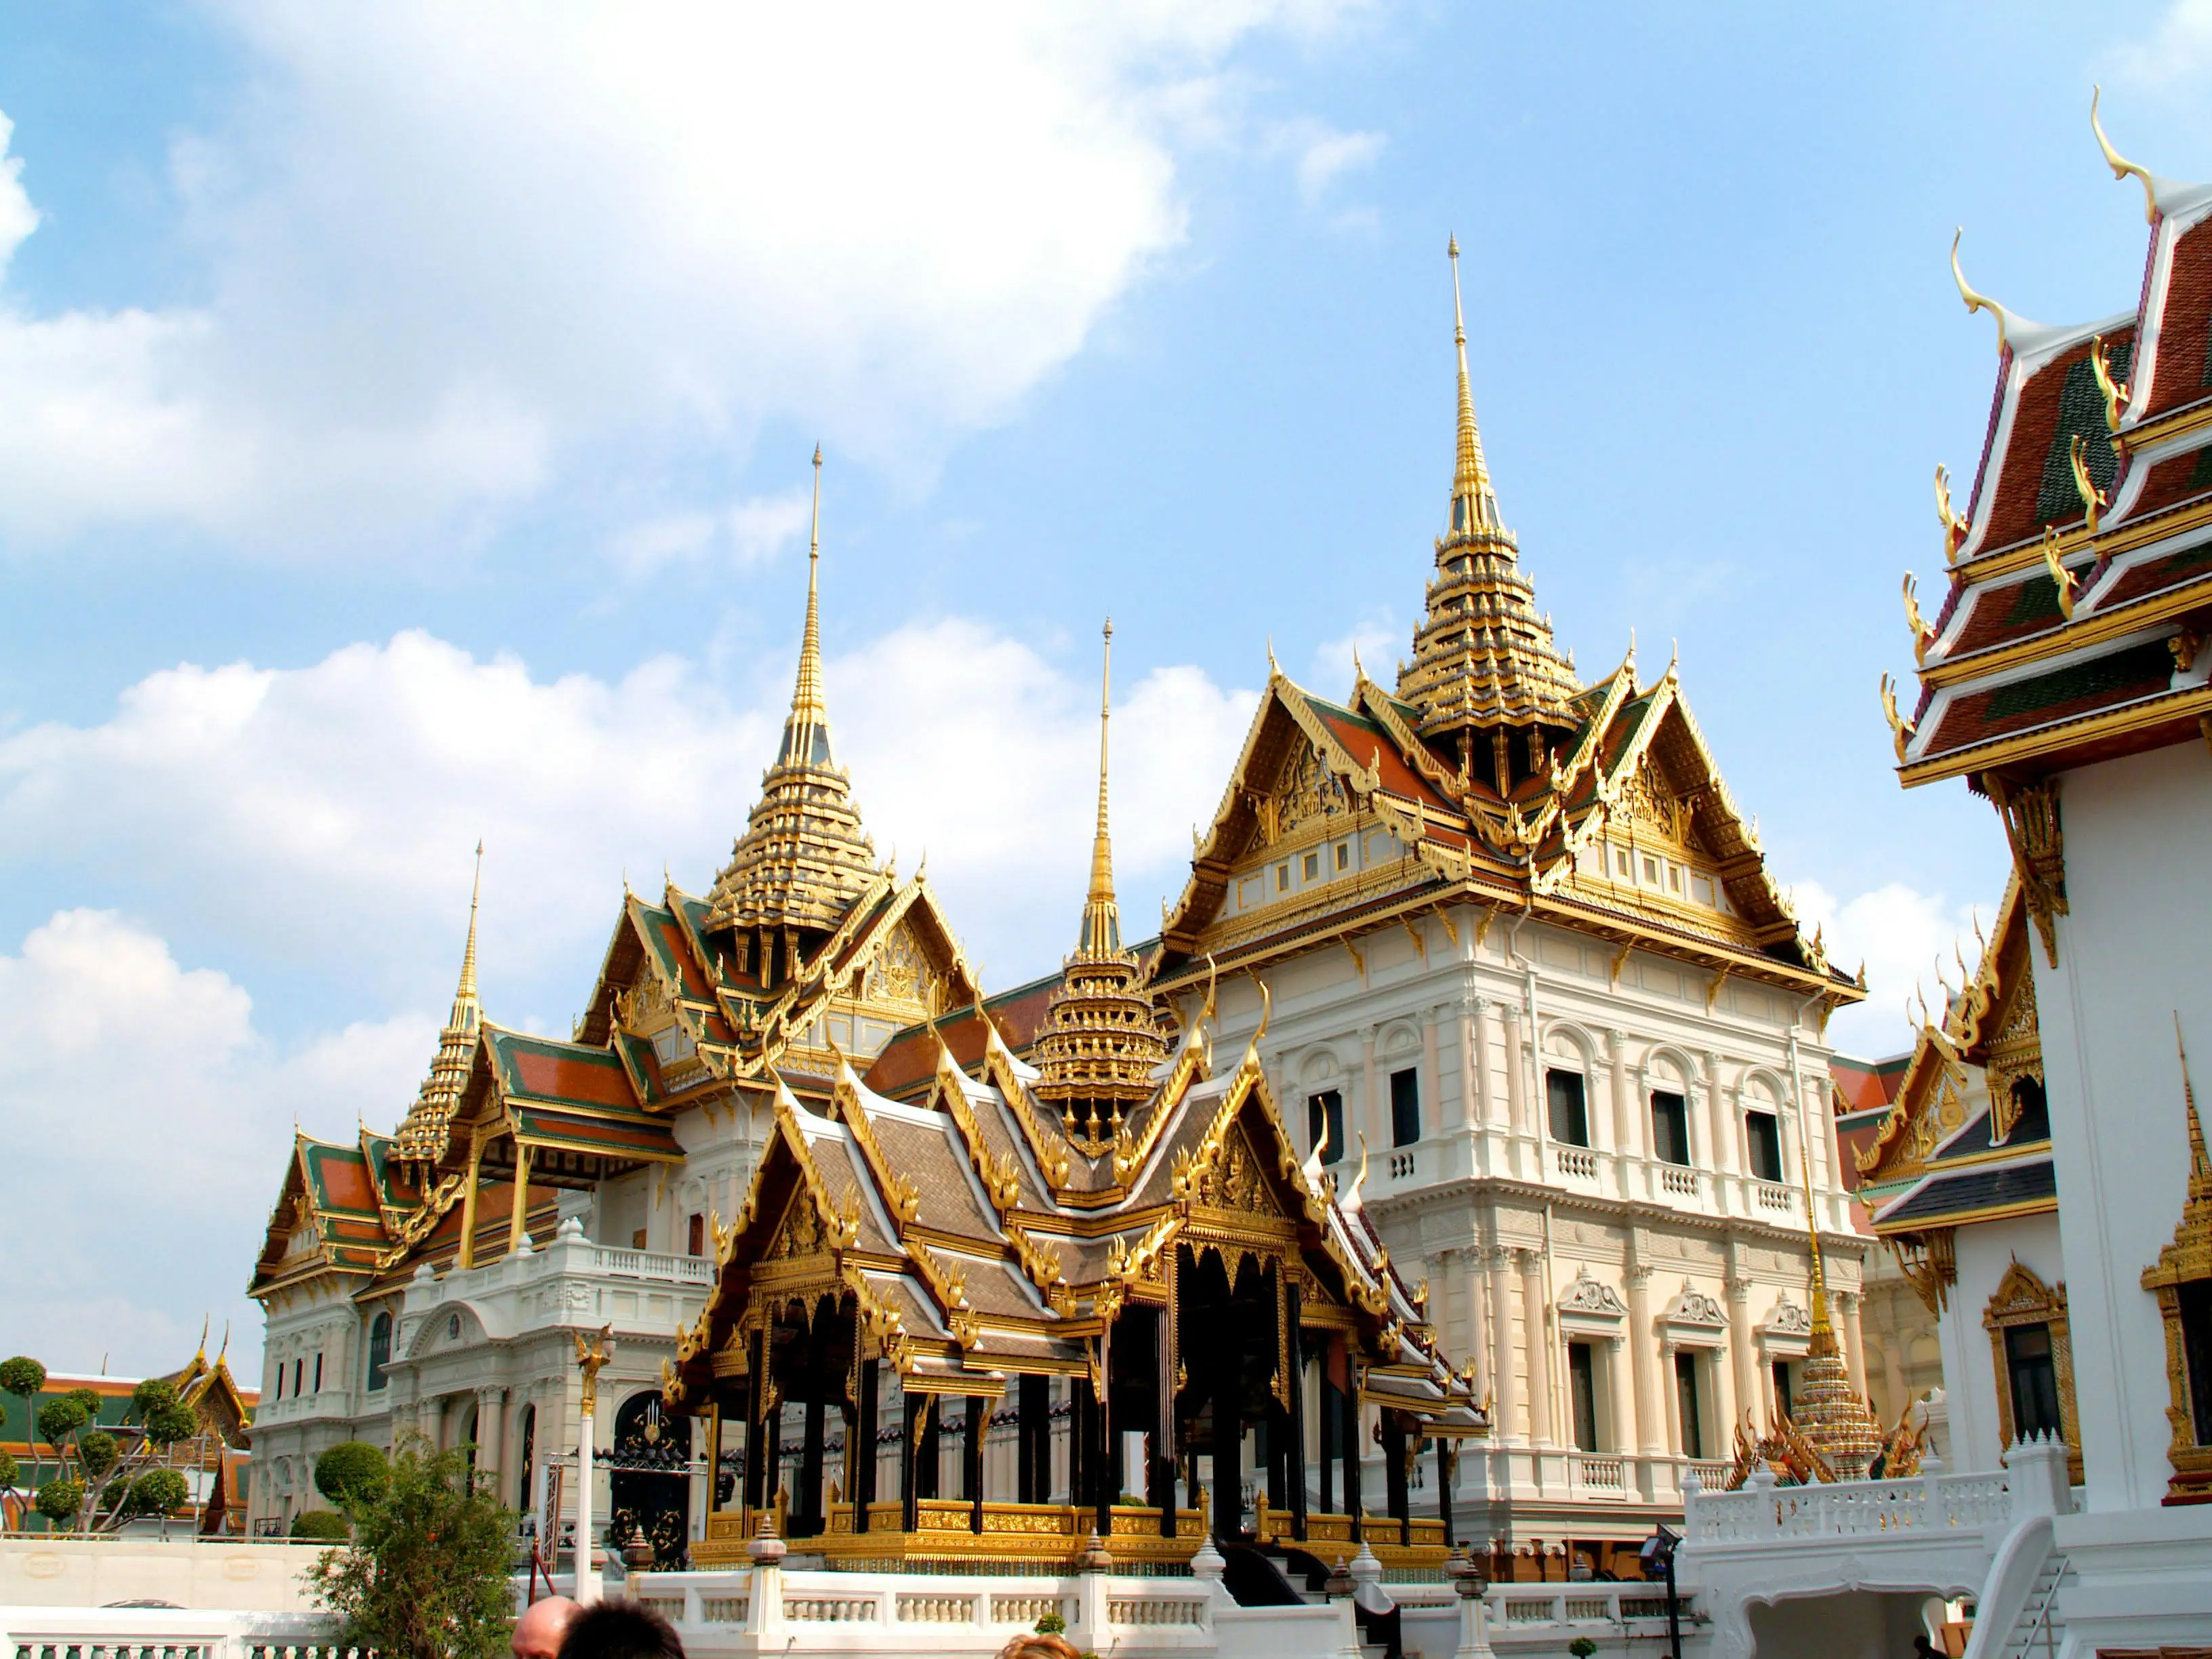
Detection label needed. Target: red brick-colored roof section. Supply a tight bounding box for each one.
[860,975,1062,1099]
[2146,217,2212,418]
[1314,705,1454,815]
[1982,336,2112,552]
[1830,1052,1909,1117]
[495,1031,640,1111]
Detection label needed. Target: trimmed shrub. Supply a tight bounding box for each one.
[315,1441,391,1510]
[291,1509,352,1540]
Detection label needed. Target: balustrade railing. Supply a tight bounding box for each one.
[1555,1146,1598,1181]
[1685,1467,2012,1543]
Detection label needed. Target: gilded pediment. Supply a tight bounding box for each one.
[1256,741,1355,848]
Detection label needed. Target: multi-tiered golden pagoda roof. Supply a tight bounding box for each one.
[1031,621,1172,1153]
[709,447,880,948]
[1396,239,1580,790]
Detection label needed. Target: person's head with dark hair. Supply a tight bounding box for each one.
[556,1599,684,1659]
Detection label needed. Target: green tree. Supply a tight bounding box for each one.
[314,1442,390,1509]
[76,1431,119,1482]
[35,1477,83,1527]
[290,1510,351,1540]
[0,1357,48,1500]
[123,1469,190,1519]
[308,1438,514,1659]
[0,1448,18,1490]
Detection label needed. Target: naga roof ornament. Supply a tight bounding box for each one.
[708,447,880,936]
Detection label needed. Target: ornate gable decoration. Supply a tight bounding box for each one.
[1557,1270,1626,1319]
[1260,741,1355,848]
[1193,1122,1284,1216]
[1762,1297,1813,1336]
[1986,962,2044,1145]
[1612,755,1702,853]
[867,919,946,1015]
[1662,1284,1728,1327]
[769,1185,832,1262]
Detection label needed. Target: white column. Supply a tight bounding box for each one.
[1605,1335,1634,1458]
[1658,1338,1681,1455]
[1723,1276,1754,1441]
[1517,1250,1553,1446]
[1626,1260,1659,1455]
[1420,1006,1444,1143]
[1457,1249,1487,1401]
[1486,1248,1518,1442]
[1360,1026,1382,1156]
[477,1387,508,1489]
[1471,995,1498,1128]
[1608,1029,1637,1160]
[575,1395,601,1605]
[1452,993,1477,1130]
[1704,1051,1736,1179]
[1502,1008,1528,1135]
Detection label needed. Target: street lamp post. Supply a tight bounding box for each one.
[1639,1523,1681,1659]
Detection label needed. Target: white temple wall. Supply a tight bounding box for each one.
[2036,744,2212,1513]
[1934,1213,2063,1476]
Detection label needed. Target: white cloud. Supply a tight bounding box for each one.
[0,908,433,1374]
[2111,0,2212,87]
[0,619,1256,1000]
[0,2,1370,554]
[1790,878,1997,1061]
[1279,120,1387,206]
[1309,609,1402,692]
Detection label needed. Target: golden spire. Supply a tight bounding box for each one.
[780,445,832,771]
[394,844,489,1163]
[1448,235,1498,536]
[1786,1094,1882,1477]
[1077,619,1120,958]
[1035,618,1167,1150]
[453,840,483,1026]
[1397,236,1578,761]
[2180,1014,2211,1202]
[708,447,878,939]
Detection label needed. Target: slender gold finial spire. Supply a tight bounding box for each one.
[1448,234,1498,535]
[1077,619,1120,957]
[1796,1088,1832,1336]
[781,445,830,763]
[2179,1014,2211,1200]
[455,840,483,1010]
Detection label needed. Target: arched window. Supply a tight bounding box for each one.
[517,1404,536,1513]
[366,1312,392,1392]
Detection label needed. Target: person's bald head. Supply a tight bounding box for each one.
[513,1596,579,1659]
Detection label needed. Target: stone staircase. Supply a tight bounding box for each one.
[1995,1552,2068,1659]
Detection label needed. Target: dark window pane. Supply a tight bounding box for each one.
[1675,1351,1704,1460]
[367,1313,391,1391]
[1746,1111,1783,1183]
[1548,1069,1589,1147]
[1651,1091,1690,1166]
[1391,1068,1421,1147]
[688,1212,705,1257]
[1568,1343,1599,1452]
[2180,1279,2212,1448]
[2009,1078,2051,1143]
[2005,1323,2064,1439]
[1771,1359,1793,1424]
[1307,1090,1345,1166]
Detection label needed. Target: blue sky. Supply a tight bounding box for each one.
[4,1,2207,1371]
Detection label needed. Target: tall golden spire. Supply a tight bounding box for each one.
[1397,236,1578,775]
[453,839,483,1024]
[394,844,489,1163]
[1077,619,1120,958]
[1448,236,1499,537]
[780,446,831,770]
[1035,618,1167,1153]
[1785,1099,1883,1477]
[708,447,878,941]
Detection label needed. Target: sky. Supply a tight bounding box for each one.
[5,1,2210,1374]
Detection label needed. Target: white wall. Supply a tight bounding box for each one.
[1937,1214,2064,1475]
[0,1538,325,1612]
[2037,744,2212,1512]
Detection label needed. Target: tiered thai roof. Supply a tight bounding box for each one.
[1893,102,2212,790]
[392,848,485,1165]
[1158,247,1858,1008]
[1854,881,2055,1241]
[667,991,1484,1432]
[1031,623,1172,1149]
[249,1126,420,1296]
[1396,239,1580,777]
[708,450,880,941]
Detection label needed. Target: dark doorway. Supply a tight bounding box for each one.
[609,1391,693,1568]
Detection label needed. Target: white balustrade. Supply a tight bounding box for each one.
[1660,1165,1700,1197]
[1555,1146,1598,1181]
[1686,1466,2014,1544]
